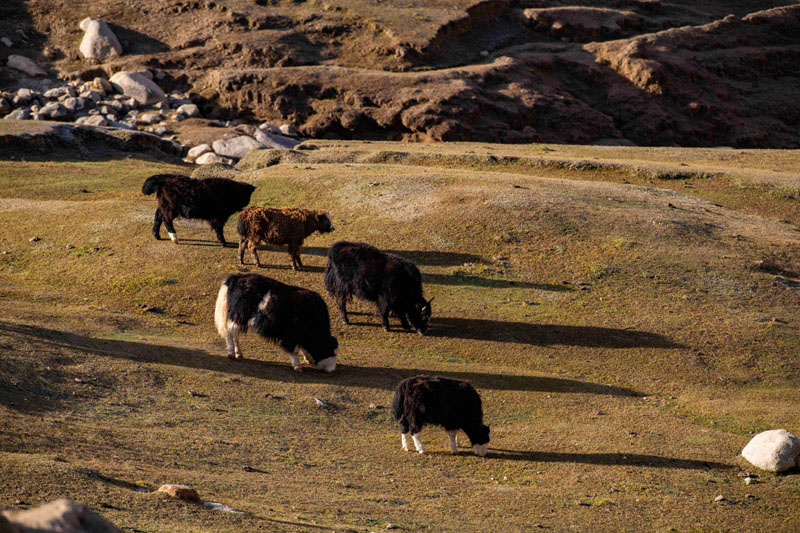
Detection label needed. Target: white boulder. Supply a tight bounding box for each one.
[138,112,161,124]
[196,152,235,166]
[176,103,200,117]
[253,129,302,149]
[187,143,212,159]
[76,115,109,127]
[279,123,299,136]
[741,429,800,472]
[79,18,122,60]
[212,135,262,159]
[258,122,281,134]
[7,55,45,76]
[109,71,166,106]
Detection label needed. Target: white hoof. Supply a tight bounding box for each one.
[168,232,178,243]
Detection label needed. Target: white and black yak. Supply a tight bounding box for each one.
[214,273,338,372]
[324,241,432,334]
[392,375,491,456]
[237,206,334,270]
[142,173,255,245]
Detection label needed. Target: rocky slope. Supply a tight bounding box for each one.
[1,0,798,147]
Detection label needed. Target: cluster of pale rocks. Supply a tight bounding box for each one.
[2,17,303,165]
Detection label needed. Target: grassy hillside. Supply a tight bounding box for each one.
[1,140,800,531]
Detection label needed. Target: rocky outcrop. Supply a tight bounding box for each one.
[79,18,123,60]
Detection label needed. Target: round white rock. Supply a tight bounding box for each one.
[741,429,800,472]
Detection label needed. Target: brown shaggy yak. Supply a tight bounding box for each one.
[237,206,334,270]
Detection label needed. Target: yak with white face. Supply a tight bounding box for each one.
[392,375,490,456]
[214,273,338,372]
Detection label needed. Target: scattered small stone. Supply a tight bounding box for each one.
[312,397,329,408]
[66,244,75,250]
[280,123,299,136]
[73,377,86,384]
[187,143,212,159]
[714,495,725,502]
[195,152,235,166]
[744,476,755,485]
[158,484,200,502]
[203,501,244,514]
[1,37,12,47]
[479,50,489,57]
[188,390,207,398]
[265,393,285,400]
[369,403,383,409]
[385,524,399,530]
[176,103,200,117]
[29,237,40,242]
[369,182,380,187]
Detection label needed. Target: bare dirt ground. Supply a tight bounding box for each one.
[1,131,800,530]
[2,0,799,146]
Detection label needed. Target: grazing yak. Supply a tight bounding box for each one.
[324,241,432,334]
[392,376,491,456]
[237,206,334,270]
[214,272,338,372]
[141,173,255,245]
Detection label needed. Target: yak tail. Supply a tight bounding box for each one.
[141,174,167,195]
[214,282,229,338]
[236,211,248,237]
[391,382,406,422]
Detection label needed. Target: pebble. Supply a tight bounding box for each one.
[29,236,40,242]
[65,244,75,250]
[714,495,725,502]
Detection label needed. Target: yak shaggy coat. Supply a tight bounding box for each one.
[237,206,334,270]
[324,241,432,334]
[392,376,491,456]
[214,273,338,372]
[141,173,255,245]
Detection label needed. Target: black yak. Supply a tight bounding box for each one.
[237,206,334,270]
[392,376,491,456]
[324,241,432,334]
[214,272,338,372]
[141,173,255,245]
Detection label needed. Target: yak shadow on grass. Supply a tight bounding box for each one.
[485,448,731,470]
[299,246,485,266]
[0,322,642,398]
[428,317,684,349]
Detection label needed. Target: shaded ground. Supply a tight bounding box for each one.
[1,138,800,530]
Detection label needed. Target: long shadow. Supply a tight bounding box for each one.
[429,317,684,349]
[299,246,485,267]
[0,322,642,397]
[423,272,569,290]
[486,448,731,470]
[107,24,169,54]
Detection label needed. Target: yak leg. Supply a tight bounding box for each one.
[398,312,412,331]
[288,242,302,271]
[336,294,349,325]
[411,431,425,454]
[401,433,411,452]
[250,240,263,267]
[225,322,243,360]
[163,215,178,243]
[378,297,391,332]
[152,209,164,240]
[238,240,247,264]
[210,219,226,245]
[447,430,459,453]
